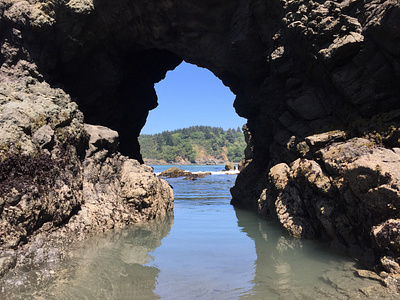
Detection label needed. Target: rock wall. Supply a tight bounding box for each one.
[1,0,400,289]
[0,78,173,277]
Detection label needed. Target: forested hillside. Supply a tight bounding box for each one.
[139,126,245,163]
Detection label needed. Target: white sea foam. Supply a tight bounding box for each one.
[155,170,239,176]
[194,170,239,175]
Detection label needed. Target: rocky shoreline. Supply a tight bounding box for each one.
[1,0,400,296]
[157,165,238,180]
[232,128,400,292]
[158,166,211,180]
[0,78,173,280]
[293,135,400,288]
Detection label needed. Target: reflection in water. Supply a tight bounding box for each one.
[2,214,174,300]
[148,175,255,299]
[2,169,395,299]
[234,208,391,299]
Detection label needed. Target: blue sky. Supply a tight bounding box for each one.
[141,62,247,135]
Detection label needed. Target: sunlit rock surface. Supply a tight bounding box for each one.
[0,79,173,278]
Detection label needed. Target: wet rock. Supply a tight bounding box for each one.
[318,265,393,299]
[225,162,235,171]
[266,159,333,238]
[159,167,188,178]
[356,269,382,282]
[159,167,210,180]
[261,137,400,277]
[372,220,400,258]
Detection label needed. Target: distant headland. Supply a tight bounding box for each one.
[139,126,245,165]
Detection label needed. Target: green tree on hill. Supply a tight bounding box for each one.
[138,126,246,163]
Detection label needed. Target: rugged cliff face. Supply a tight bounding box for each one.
[1,0,400,289]
[0,78,174,279]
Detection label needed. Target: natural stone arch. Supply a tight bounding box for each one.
[2,0,400,287]
[34,0,266,162]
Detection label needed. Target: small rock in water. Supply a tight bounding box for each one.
[225,162,235,171]
[159,167,211,179]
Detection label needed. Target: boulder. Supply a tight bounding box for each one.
[84,124,119,158]
[159,167,187,178]
[225,162,235,171]
[159,167,211,180]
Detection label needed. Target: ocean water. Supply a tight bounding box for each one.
[2,165,391,299]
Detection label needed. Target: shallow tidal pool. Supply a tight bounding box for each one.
[1,166,395,299]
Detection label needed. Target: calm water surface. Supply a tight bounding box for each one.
[3,165,387,299]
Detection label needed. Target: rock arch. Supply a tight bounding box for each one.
[4,0,399,165]
[1,0,400,285]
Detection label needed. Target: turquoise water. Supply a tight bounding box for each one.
[2,165,387,299]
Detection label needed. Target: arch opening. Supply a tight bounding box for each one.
[143,61,246,134]
[140,61,247,165]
